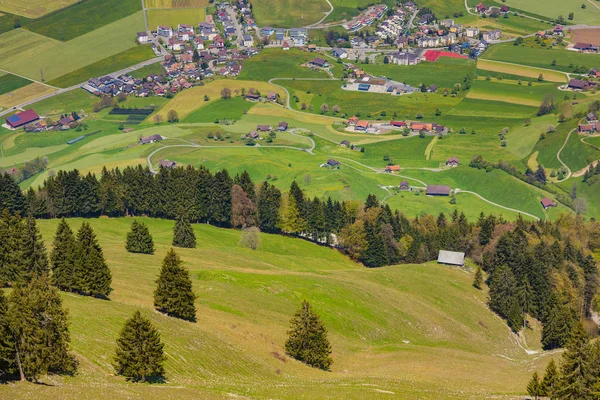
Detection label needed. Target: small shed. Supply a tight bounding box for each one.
[437,250,465,266]
[426,185,450,196]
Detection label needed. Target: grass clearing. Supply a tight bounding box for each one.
[238,49,332,81]
[47,46,156,88]
[0,73,31,95]
[129,63,165,79]
[147,8,206,28]
[494,0,600,25]
[251,0,329,27]
[477,59,567,83]
[447,98,537,119]
[183,97,256,123]
[0,12,145,82]
[25,0,141,41]
[466,79,560,107]
[0,83,56,109]
[508,115,558,159]
[156,80,286,120]
[0,0,79,18]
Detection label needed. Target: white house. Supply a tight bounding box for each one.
[331,48,348,59]
[194,37,205,50]
[157,25,174,38]
[137,32,149,43]
[243,34,254,47]
[465,27,479,38]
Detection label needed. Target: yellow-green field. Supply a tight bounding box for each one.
[144,0,210,7]
[156,80,287,120]
[0,12,144,82]
[147,8,206,28]
[0,0,79,18]
[0,82,57,109]
[476,59,567,83]
[0,217,554,399]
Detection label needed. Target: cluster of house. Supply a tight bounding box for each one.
[261,27,308,48]
[567,78,598,92]
[578,112,600,134]
[4,108,86,133]
[474,3,511,16]
[345,117,448,135]
[343,4,388,31]
[245,122,288,140]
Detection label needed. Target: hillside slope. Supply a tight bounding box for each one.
[1,218,552,399]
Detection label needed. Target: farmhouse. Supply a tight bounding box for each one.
[140,134,163,144]
[137,32,149,43]
[245,93,261,101]
[6,109,40,129]
[385,165,400,172]
[590,68,599,77]
[426,185,450,196]
[340,140,350,147]
[309,58,328,68]
[332,48,348,59]
[326,159,340,168]
[446,157,459,167]
[278,121,288,131]
[568,79,596,91]
[390,120,406,127]
[587,112,598,123]
[257,124,272,132]
[246,131,260,139]
[574,42,599,52]
[437,250,465,266]
[399,180,410,190]
[159,160,177,169]
[347,116,359,125]
[355,120,369,131]
[578,122,600,133]
[540,198,556,209]
[475,3,487,13]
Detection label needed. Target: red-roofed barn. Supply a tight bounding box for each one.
[6,109,40,129]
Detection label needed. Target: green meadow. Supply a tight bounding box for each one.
[238,49,333,81]
[0,73,31,95]
[495,0,600,25]
[182,97,256,123]
[146,8,206,28]
[0,217,551,399]
[251,0,330,27]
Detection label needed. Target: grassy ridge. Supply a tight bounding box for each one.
[47,46,156,88]
[23,0,141,41]
[0,73,31,95]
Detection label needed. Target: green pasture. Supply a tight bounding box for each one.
[494,0,600,25]
[47,46,156,88]
[24,0,141,41]
[0,13,145,82]
[129,63,165,79]
[559,130,600,172]
[467,79,561,107]
[251,0,330,27]
[363,57,476,89]
[508,115,558,159]
[482,43,600,73]
[146,8,206,28]
[446,98,537,119]
[0,217,550,398]
[182,97,256,123]
[0,73,31,95]
[529,120,578,170]
[238,49,333,81]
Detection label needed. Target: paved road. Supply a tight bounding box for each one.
[0,57,163,118]
[224,5,245,48]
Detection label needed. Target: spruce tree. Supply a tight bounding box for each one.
[541,358,559,397]
[125,220,155,254]
[285,300,332,371]
[473,266,483,289]
[488,265,523,332]
[20,215,49,282]
[556,322,593,399]
[50,218,77,291]
[7,274,74,381]
[172,214,196,248]
[154,249,196,322]
[74,223,112,297]
[113,311,166,382]
[527,371,542,400]
[0,290,15,376]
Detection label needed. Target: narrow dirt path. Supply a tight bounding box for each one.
[303,0,335,28]
[556,128,575,180]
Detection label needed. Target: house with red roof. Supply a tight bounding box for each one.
[347,116,359,125]
[541,198,556,209]
[385,165,400,172]
[354,120,369,131]
[475,3,487,13]
[6,109,39,129]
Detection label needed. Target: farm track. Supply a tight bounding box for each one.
[556,128,575,180]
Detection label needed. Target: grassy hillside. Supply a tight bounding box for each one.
[0,217,552,399]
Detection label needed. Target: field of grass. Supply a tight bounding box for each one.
[493,0,600,25]
[0,73,31,95]
[128,63,165,79]
[251,0,329,27]
[482,43,600,73]
[156,80,286,120]
[182,97,255,123]
[477,59,567,83]
[507,115,558,159]
[0,217,553,399]
[466,79,560,107]
[530,120,578,170]
[0,0,79,18]
[238,49,333,81]
[282,80,461,119]
[47,46,156,88]
[0,83,56,109]
[446,97,537,119]
[147,8,206,28]
[363,57,476,89]
[560,131,600,172]
[24,0,141,41]
[0,12,145,82]
[418,0,464,18]
[144,0,210,7]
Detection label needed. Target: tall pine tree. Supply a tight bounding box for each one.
[50,218,77,291]
[172,213,196,248]
[20,215,49,282]
[7,274,75,381]
[113,311,166,382]
[74,223,112,297]
[154,249,197,322]
[0,290,15,377]
[541,358,559,397]
[125,220,155,254]
[556,322,593,399]
[285,300,332,371]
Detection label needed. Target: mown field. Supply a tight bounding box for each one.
[147,8,206,28]
[0,83,56,109]
[0,0,79,18]
[24,0,141,41]
[182,97,255,123]
[493,0,600,25]
[0,73,31,95]
[144,0,210,7]
[466,79,560,107]
[0,12,145,82]
[251,0,330,27]
[0,217,552,399]
[482,43,600,73]
[476,59,567,83]
[363,57,476,89]
[47,46,157,88]
[238,49,333,81]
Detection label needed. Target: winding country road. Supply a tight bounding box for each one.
[556,128,575,180]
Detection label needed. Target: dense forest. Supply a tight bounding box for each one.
[0,164,600,351]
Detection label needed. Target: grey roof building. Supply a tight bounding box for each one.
[437,250,465,266]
